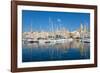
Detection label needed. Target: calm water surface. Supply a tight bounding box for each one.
[22,40,90,62]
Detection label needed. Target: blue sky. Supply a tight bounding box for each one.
[22,10,90,32]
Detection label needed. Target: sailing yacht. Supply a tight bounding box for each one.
[23,18,74,45]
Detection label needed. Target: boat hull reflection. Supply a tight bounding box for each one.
[22,39,90,62]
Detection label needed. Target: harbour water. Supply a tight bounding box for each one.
[22,39,90,62]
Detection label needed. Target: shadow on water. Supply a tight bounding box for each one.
[22,39,90,62]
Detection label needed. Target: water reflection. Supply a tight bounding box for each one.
[22,39,90,62]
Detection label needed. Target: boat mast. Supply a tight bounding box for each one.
[30,21,33,33]
[49,17,52,32]
[49,17,54,38]
[30,21,33,39]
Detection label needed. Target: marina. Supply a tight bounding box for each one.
[22,18,90,45]
[22,10,90,62]
[22,18,90,62]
